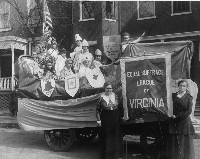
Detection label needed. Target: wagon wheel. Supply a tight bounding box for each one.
[140,126,162,159]
[75,128,98,142]
[44,129,75,151]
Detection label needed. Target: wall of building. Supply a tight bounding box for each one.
[120,1,200,37]
[0,0,29,39]
[102,1,119,36]
[48,1,73,51]
[72,1,102,42]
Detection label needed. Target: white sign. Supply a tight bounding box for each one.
[65,73,79,97]
[41,79,56,97]
[86,68,105,88]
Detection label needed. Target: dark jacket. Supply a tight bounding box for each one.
[168,91,195,135]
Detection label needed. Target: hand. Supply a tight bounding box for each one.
[97,121,101,127]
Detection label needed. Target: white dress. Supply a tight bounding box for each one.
[55,55,66,77]
[77,51,94,77]
[70,46,82,61]
[74,51,94,76]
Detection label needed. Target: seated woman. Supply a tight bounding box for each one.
[60,59,74,79]
[55,48,67,77]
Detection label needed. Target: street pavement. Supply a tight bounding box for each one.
[0,111,200,159]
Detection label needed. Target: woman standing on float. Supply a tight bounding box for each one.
[73,39,94,75]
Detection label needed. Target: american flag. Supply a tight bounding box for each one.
[43,0,53,34]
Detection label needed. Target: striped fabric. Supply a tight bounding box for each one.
[43,0,53,31]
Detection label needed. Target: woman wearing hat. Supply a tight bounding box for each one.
[55,48,67,77]
[74,39,94,76]
[70,34,83,61]
[93,49,103,68]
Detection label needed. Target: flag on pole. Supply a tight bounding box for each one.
[43,0,53,34]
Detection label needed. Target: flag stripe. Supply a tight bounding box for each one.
[46,17,52,22]
[43,1,53,34]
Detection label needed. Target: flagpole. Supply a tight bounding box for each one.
[43,0,46,35]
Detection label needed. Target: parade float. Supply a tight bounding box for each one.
[16,30,195,158]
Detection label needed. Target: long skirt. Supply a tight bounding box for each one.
[166,134,195,159]
[99,109,121,159]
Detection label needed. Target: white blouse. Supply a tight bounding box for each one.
[101,92,116,105]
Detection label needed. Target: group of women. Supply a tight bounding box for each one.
[97,80,195,159]
[32,33,101,82]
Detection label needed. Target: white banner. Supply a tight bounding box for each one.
[86,68,105,88]
[41,79,56,97]
[65,73,79,97]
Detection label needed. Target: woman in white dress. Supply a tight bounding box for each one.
[70,34,82,61]
[55,48,67,77]
[74,39,94,76]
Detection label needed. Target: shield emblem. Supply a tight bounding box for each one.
[65,73,79,97]
[41,79,55,97]
[86,67,105,88]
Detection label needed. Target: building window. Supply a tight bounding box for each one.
[80,1,95,21]
[0,0,11,31]
[137,1,156,20]
[105,1,115,20]
[172,1,191,15]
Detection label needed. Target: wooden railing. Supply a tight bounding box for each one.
[0,77,12,90]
